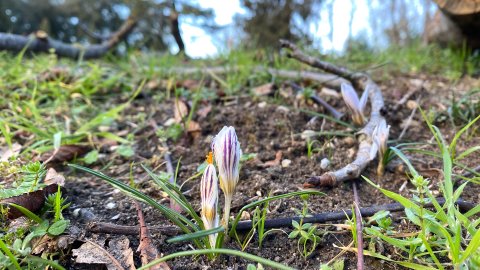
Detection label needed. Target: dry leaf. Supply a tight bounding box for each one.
[72,242,112,267]
[173,99,189,123]
[179,79,199,89]
[0,142,22,162]
[196,104,212,119]
[39,144,90,164]
[44,168,65,186]
[1,184,59,220]
[252,83,274,96]
[108,236,135,270]
[135,201,170,270]
[262,151,283,167]
[187,121,202,140]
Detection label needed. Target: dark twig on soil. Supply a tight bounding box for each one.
[287,81,344,119]
[280,39,386,187]
[134,200,170,270]
[0,16,137,59]
[352,183,364,270]
[88,198,476,235]
[234,197,475,230]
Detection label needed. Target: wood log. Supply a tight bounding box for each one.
[426,0,480,48]
[0,16,137,59]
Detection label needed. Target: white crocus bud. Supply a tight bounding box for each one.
[341,83,368,126]
[371,119,390,176]
[200,154,219,248]
[212,126,242,230]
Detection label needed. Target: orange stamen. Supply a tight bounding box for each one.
[206,151,213,164]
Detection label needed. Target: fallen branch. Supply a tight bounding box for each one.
[279,40,386,187]
[0,16,137,59]
[87,198,476,234]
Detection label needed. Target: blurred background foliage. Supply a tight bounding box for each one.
[0,0,478,56]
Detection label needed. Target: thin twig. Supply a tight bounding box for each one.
[398,95,421,140]
[352,182,364,270]
[279,39,386,187]
[287,81,344,119]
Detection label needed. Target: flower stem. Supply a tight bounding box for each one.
[223,195,232,235]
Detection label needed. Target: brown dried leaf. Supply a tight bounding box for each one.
[252,83,274,96]
[179,79,199,89]
[44,168,65,186]
[1,184,59,220]
[72,242,112,267]
[40,144,90,164]
[187,121,202,140]
[196,104,212,119]
[108,236,135,270]
[0,143,22,162]
[173,99,189,123]
[135,201,170,270]
[262,151,283,167]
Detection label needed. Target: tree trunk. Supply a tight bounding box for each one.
[425,0,480,48]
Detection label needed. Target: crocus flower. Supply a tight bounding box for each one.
[371,119,390,175]
[341,83,368,126]
[212,126,242,230]
[200,152,219,247]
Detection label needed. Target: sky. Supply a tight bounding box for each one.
[179,0,371,58]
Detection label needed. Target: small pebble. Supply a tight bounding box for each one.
[281,159,292,168]
[106,202,116,209]
[240,211,251,221]
[406,100,418,110]
[256,190,262,197]
[348,148,356,159]
[258,101,267,108]
[111,214,121,220]
[163,118,176,126]
[276,106,290,113]
[320,158,330,170]
[342,136,355,146]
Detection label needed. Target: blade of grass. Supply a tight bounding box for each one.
[68,164,205,248]
[7,203,43,223]
[0,239,21,270]
[167,227,225,244]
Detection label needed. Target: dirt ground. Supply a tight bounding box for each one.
[63,71,480,269]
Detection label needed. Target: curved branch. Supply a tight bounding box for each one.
[280,39,386,187]
[0,17,137,59]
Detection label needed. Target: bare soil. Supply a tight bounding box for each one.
[63,72,480,269]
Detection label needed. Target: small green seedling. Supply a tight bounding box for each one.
[288,195,321,258]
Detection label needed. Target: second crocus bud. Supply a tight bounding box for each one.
[212,126,242,231]
[200,153,219,248]
[371,119,390,176]
[341,83,369,126]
